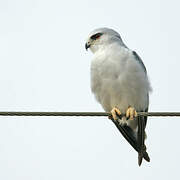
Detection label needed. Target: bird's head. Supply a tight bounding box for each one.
[85,27,124,53]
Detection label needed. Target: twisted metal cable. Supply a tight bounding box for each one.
[0,111,179,117]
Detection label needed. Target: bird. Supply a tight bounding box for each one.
[85,27,152,166]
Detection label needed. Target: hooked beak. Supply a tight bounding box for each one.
[85,42,90,51]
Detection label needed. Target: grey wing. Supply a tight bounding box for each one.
[114,51,150,165]
[132,52,150,165]
[133,51,147,74]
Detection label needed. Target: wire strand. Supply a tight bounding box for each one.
[0,111,179,117]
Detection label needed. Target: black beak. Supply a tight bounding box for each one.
[85,43,90,51]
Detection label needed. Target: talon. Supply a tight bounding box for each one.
[126,106,137,120]
[111,107,121,121]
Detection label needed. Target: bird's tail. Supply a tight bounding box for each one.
[137,116,150,166]
[138,145,150,166]
[111,118,150,165]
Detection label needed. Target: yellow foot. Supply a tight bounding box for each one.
[110,107,121,121]
[110,107,127,125]
[126,106,138,120]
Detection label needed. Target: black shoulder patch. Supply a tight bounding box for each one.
[132,51,147,74]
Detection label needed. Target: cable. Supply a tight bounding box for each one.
[0,111,179,117]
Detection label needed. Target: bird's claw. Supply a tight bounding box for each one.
[111,107,122,121]
[126,106,137,120]
[110,107,128,125]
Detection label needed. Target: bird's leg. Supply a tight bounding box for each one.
[126,106,138,120]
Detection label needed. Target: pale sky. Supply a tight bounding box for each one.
[0,0,180,179]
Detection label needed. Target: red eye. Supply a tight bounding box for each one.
[91,33,103,40]
[95,34,101,39]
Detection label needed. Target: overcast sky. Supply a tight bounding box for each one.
[0,0,180,179]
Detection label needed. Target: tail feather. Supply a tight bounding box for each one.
[137,115,150,166]
[111,118,150,165]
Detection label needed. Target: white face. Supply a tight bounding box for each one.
[85,28,123,53]
[85,32,104,53]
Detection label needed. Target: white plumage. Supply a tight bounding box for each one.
[87,28,151,130]
[86,28,151,165]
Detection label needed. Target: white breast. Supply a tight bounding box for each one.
[91,44,151,114]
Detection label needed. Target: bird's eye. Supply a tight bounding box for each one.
[90,33,103,40]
